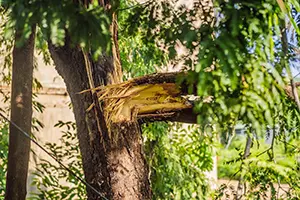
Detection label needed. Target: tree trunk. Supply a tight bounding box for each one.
[48,42,113,199]
[109,122,151,199]
[5,27,35,200]
[48,39,151,199]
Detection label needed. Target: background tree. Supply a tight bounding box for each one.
[4,26,35,200]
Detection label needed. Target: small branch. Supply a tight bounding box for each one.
[255,147,271,158]
[243,135,252,159]
[268,126,276,160]
[277,138,299,150]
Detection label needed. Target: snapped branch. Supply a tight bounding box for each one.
[83,72,300,125]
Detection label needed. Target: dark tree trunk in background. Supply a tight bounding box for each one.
[5,27,36,200]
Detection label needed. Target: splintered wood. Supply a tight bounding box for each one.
[97,82,192,123]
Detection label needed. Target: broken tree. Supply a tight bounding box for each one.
[47,1,213,199]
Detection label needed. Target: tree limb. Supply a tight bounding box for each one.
[95,72,299,125]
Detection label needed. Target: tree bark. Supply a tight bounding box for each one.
[5,26,35,200]
[49,39,151,199]
[109,122,151,199]
[48,42,113,199]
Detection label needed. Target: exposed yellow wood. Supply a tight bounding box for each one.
[97,82,192,123]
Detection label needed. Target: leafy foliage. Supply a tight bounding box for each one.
[217,131,300,199]
[30,120,215,200]
[29,121,86,200]
[118,1,169,79]
[143,122,214,199]
[1,0,112,58]
[126,0,300,135]
[0,12,11,192]
[0,121,8,199]
[0,10,13,85]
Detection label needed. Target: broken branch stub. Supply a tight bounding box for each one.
[98,81,192,124]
